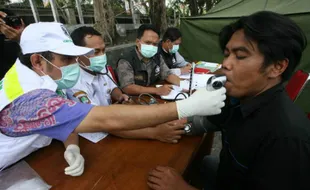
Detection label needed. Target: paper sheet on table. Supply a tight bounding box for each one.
[180,74,214,90]
[79,132,108,143]
[170,68,181,76]
[179,73,191,79]
[156,85,188,100]
[0,161,51,190]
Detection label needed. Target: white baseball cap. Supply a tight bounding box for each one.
[20,22,94,56]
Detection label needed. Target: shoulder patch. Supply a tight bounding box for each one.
[73,91,91,104]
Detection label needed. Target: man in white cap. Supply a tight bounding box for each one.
[0,22,226,176]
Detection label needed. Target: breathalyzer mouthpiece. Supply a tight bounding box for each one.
[206,75,227,91]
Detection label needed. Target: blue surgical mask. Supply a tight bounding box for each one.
[169,44,179,54]
[40,55,80,89]
[140,44,158,58]
[87,54,107,72]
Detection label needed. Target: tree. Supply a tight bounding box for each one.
[149,0,167,35]
[93,0,115,44]
[0,0,10,6]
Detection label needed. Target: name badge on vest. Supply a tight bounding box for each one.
[73,91,91,104]
[155,65,160,76]
[134,75,144,81]
[172,57,176,64]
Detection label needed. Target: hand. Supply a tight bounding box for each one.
[148,166,195,190]
[116,94,130,103]
[156,85,172,96]
[153,119,187,143]
[64,145,85,176]
[180,65,192,74]
[0,12,25,42]
[176,87,226,118]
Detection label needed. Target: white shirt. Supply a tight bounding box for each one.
[66,67,117,106]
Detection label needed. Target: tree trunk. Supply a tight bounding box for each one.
[93,0,115,44]
[149,0,167,36]
[188,0,198,16]
[205,0,213,11]
[64,0,77,24]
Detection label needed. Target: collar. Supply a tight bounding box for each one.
[80,67,96,85]
[239,83,285,118]
[159,41,170,54]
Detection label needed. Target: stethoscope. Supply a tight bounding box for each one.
[77,57,133,102]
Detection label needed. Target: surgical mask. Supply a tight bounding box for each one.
[84,54,107,72]
[40,55,80,89]
[140,43,158,58]
[169,44,179,54]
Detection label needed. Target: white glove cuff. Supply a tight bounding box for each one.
[176,99,191,119]
[66,144,80,153]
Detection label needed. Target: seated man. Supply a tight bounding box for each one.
[116,24,181,96]
[147,11,310,190]
[158,27,191,75]
[0,22,226,176]
[68,26,185,143]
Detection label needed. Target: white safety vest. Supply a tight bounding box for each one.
[0,59,57,169]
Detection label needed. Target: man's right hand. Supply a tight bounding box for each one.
[153,119,187,143]
[176,87,226,118]
[156,85,172,96]
[180,64,192,74]
[0,11,25,42]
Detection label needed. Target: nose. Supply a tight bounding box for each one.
[222,56,233,71]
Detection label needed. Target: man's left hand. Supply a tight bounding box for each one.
[117,94,130,103]
[147,166,196,190]
[64,145,85,176]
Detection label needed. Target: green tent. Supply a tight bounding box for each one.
[180,0,310,113]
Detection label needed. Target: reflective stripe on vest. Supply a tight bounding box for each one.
[0,59,57,111]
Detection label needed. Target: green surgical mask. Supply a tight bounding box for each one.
[87,54,107,72]
[40,55,80,89]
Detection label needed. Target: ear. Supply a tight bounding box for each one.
[30,54,44,70]
[267,59,289,79]
[136,38,141,50]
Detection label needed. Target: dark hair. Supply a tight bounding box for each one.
[162,27,182,42]
[137,24,160,39]
[70,26,102,46]
[19,51,54,69]
[219,11,307,82]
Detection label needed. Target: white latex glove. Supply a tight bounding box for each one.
[176,87,226,119]
[64,144,85,176]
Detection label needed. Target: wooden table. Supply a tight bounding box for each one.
[25,96,214,190]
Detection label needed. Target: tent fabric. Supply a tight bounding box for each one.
[179,0,310,112]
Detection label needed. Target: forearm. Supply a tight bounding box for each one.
[111,88,123,101]
[63,133,79,148]
[110,127,156,139]
[123,84,158,95]
[75,103,178,133]
[165,74,180,86]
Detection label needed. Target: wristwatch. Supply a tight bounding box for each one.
[184,123,192,134]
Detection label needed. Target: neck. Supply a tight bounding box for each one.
[239,78,281,104]
[81,66,97,76]
[162,42,169,53]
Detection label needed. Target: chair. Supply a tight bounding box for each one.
[107,66,118,83]
[285,70,310,119]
